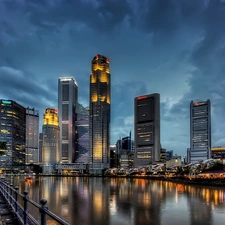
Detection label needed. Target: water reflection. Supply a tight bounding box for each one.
[8,177,225,225]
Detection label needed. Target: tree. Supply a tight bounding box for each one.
[0,141,7,155]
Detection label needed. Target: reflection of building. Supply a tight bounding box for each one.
[211,146,225,159]
[89,54,111,174]
[58,77,78,163]
[187,188,212,225]
[0,99,26,168]
[42,108,60,174]
[190,100,211,163]
[134,93,160,167]
[76,103,89,161]
[26,107,39,164]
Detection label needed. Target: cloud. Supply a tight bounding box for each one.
[0,66,57,115]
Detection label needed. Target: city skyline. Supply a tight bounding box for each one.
[0,0,225,156]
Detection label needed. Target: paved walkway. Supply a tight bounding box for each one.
[0,192,19,225]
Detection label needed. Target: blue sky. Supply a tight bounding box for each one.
[0,0,225,156]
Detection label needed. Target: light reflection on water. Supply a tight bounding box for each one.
[8,176,225,225]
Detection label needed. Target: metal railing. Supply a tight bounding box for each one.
[0,178,70,225]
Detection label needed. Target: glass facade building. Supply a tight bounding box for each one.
[0,99,26,168]
[42,108,60,173]
[89,54,111,174]
[76,103,89,161]
[190,100,211,163]
[58,77,78,163]
[134,93,160,167]
[26,107,39,164]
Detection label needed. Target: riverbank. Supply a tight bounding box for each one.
[0,192,19,225]
[4,174,225,188]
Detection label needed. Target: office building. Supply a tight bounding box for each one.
[26,107,39,164]
[89,54,111,174]
[190,100,211,163]
[42,108,60,174]
[160,148,166,162]
[39,133,43,162]
[211,146,225,160]
[76,103,89,161]
[58,77,78,163]
[166,150,173,161]
[0,99,26,170]
[134,93,160,167]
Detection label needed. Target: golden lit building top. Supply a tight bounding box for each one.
[90,54,110,104]
[43,108,59,126]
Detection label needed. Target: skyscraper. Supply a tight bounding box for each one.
[134,93,160,167]
[89,54,111,174]
[0,99,26,170]
[42,108,60,174]
[190,100,211,163]
[76,103,89,161]
[58,77,78,163]
[26,107,39,164]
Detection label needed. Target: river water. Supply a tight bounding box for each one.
[8,176,225,225]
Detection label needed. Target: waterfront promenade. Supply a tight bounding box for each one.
[0,191,18,225]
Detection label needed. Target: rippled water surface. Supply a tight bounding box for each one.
[8,176,225,225]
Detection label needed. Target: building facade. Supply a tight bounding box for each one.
[190,100,211,163]
[76,103,89,161]
[134,93,160,167]
[26,107,39,164]
[211,146,225,159]
[89,54,111,174]
[0,99,26,171]
[39,133,43,162]
[58,77,78,163]
[42,108,60,174]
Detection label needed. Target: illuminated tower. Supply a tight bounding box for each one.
[134,93,160,166]
[58,77,78,163]
[190,100,211,163]
[42,108,60,174]
[26,107,39,164]
[89,54,111,174]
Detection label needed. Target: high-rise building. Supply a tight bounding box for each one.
[134,93,160,167]
[89,54,111,174]
[190,100,211,163]
[166,150,173,161]
[39,133,43,162]
[58,77,78,163]
[0,99,26,170]
[42,108,60,174]
[26,107,39,164]
[76,103,89,161]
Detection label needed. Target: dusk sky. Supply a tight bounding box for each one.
[0,0,225,156]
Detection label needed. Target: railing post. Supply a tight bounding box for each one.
[10,184,13,205]
[39,198,48,225]
[15,186,19,212]
[23,190,29,225]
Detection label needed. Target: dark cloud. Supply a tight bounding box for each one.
[0,66,57,113]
